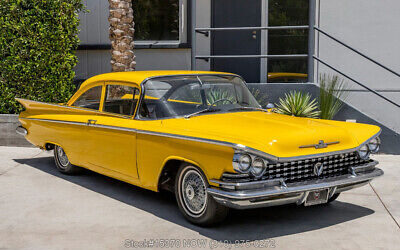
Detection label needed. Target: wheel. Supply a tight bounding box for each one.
[54,145,81,174]
[175,163,229,226]
[327,193,340,203]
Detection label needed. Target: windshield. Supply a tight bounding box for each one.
[138,75,261,120]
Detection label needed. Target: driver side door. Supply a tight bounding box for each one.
[86,82,140,179]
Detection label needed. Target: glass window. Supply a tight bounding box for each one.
[267,0,309,83]
[72,86,103,110]
[139,75,261,120]
[168,83,202,103]
[103,85,139,116]
[132,0,181,41]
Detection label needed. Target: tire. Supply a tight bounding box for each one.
[175,163,229,226]
[327,193,340,203]
[54,145,81,175]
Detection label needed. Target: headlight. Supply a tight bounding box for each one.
[237,154,251,172]
[250,157,266,177]
[367,137,380,153]
[358,144,370,160]
[233,152,268,178]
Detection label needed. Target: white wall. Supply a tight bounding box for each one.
[316,0,400,133]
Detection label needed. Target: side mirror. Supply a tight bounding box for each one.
[265,103,275,109]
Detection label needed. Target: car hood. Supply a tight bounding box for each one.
[160,111,381,159]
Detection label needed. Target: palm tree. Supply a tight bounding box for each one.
[108,0,136,71]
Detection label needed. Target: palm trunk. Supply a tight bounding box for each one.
[108,0,136,72]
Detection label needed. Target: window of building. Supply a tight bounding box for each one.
[72,85,103,110]
[132,0,187,44]
[267,0,309,83]
[103,84,140,117]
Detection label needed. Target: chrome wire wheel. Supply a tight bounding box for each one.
[56,146,69,169]
[179,168,207,217]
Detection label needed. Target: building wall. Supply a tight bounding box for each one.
[316,0,400,133]
[75,0,192,80]
[74,0,400,134]
[194,0,211,71]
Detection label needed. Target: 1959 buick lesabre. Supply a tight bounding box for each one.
[16,71,383,225]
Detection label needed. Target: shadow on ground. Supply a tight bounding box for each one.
[15,156,375,241]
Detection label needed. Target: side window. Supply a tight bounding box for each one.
[103,84,139,116]
[72,86,103,110]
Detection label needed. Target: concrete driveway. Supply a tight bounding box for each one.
[0,146,399,250]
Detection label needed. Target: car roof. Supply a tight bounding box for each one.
[79,70,234,89]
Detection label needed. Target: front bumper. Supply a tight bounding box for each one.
[207,161,383,209]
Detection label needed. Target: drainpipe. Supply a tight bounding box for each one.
[308,0,316,82]
[191,0,197,70]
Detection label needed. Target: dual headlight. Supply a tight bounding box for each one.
[358,136,380,160]
[233,153,268,178]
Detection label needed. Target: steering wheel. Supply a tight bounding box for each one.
[209,98,234,107]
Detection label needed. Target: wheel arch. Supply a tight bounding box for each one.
[44,141,63,151]
[157,156,208,192]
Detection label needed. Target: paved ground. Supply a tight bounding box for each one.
[0,146,399,250]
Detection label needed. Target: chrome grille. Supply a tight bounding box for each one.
[265,152,371,183]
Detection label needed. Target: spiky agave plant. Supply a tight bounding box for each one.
[249,88,269,106]
[276,91,320,118]
[206,87,235,105]
[319,74,349,120]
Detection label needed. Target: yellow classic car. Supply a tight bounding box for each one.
[16,71,383,226]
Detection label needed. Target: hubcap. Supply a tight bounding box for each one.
[181,169,207,215]
[185,185,195,200]
[56,146,69,168]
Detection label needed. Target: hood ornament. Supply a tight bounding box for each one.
[299,140,339,149]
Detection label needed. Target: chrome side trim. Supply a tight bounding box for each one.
[20,117,137,133]
[16,126,28,136]
[20,117,382,163]
[21,118,87,127]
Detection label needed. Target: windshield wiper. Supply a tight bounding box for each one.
[184,108,221,119]
[228,107,269,112]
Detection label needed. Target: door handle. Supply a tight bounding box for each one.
[87,119,97,126]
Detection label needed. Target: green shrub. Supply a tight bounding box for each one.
[0,0,84,114]
[276,90,320,118]
[319,74,349,120]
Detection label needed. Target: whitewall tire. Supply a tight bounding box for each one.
[54,145,81,174]
[175,163,228,226]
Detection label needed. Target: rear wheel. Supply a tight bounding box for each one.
[54,145,81,174]
[175,164,228,226]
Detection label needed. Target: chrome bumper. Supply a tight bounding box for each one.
[16,126,28,136]
[207,161,383,209]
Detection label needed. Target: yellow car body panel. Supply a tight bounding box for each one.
[17,71,381,192]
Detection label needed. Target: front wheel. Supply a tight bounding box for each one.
[54,145,81,175]
[175,164,228,226]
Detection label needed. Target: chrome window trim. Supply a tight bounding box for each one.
[134,73,246,121]
[102,84,141,118]
[20,117,381,163]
